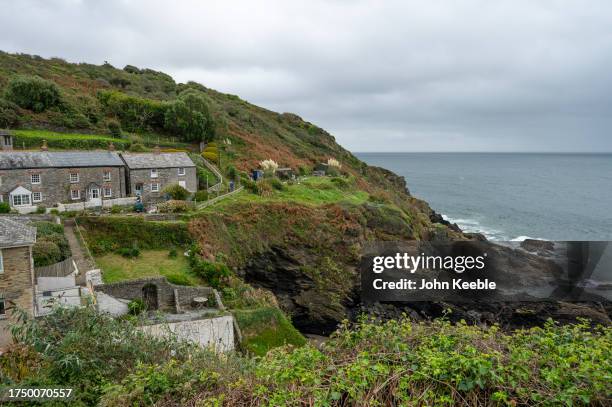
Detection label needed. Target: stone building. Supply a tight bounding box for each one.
[0,151,126,211]
[0,217,36,348]
[120,151,197,201]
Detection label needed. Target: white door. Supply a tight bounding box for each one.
[89,188,102,206]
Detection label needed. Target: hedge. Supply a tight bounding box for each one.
[11,129,130,150]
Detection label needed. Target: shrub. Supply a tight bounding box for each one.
[193,190,209,201]
[32,240,62,266]
[107,120,122,137]
[163,184,189,200]
[157,200,192,213]
[260,158,278,176]
[5,75,61,112]
[165,272,193,286]
[98,90,166,133]
[168,248,178,258]
[110,205,122,214]
[270,178,285,191]
[11,130,131,150]
[243,179,259,195]
[127,298,146,315]
[330,176,350,189]
[226,165,238,180]
[188,245,230,288]
[35,205,46,214]
[117,246,140,258]
[0,202,10,213]
[201,146,218,163]
[0,98,19,128]
[129,142,146,152]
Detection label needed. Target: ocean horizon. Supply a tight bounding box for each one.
[356,152,612,241]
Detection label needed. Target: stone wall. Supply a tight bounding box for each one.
[0,245,35,348]
[140,315,235,352]
[94,277,214,312]
[0,166,126,207]
[126,167,197,202]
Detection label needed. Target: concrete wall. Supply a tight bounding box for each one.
[140,315,235,352]
[95,277,214,312]
[127,167,197,202]
[0,245,35,348]
[0,166,126,207]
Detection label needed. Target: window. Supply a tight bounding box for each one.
[151,183,160,192]
[179,180,186,188]
[0,250,3,274]
[71,189,80,200]
[103,171,112,181]
[0,175,3,186]
[12,194,30,206]
[32,192,42,202]
[178,167,185,176]
[70,173,79,183]
[103,187,112,197]
[0,297,5,317]
[31,173,41,184]
[151,168,158,178]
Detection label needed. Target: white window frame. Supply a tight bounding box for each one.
[31,173,41,184]
[151,183,160,192]
[178,167,185,176]
[103,187,112,198]
[71,189,81,200]
[70,173,79,183]
[32,192,42,203]
[151,168,158,178]
[12,194,31,206]
[103,171,112,182]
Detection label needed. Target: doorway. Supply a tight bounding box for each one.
[142,284,158,310]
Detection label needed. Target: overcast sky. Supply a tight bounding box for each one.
[1,0,612,152]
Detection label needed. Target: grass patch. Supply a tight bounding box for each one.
[234,307,306,356]
[12,129,130,150]
[196,177,368,215]
[96,249,200,285]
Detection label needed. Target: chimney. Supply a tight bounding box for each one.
[153,145,161,154]
[108,142,115,151]
[41,139,48,151]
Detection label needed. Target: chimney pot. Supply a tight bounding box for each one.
[41,140,48,151]
[153,145,161,154]
[108,142,115,151]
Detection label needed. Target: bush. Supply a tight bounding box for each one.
[165,272,193,286]
[193,190,209,201]
[35,205,46,214]
[188,245,230,288]
[201,146,218,163]
[117,246,140,258]
[5,75,61,112]
[0,202,10,213]
[110,205,122,214]
[226,165,238,180]
[330,176,350,189]
[163,184,189,200]
[32,240,62,266]
[243,179,259,195]
[129,142,146,152]
[0,98,19,128]
[168,248,178,258]
[270,178,285,191]
[11,130,131,150]
[98,90,166,133]
[127,298,146,315]
[107,120,122,137]
[157,200,192,213]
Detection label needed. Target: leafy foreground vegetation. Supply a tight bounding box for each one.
[1,306,610,406]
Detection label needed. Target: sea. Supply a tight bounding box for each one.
[355,153,612,241]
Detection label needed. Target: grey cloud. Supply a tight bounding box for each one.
[1,0,612,152]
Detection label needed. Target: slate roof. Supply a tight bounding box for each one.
[0,151,124,170]
[0,217,36,248]
[120,152,195,169]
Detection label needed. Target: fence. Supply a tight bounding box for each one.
[196,186,244,209]
[57,197,137,212]
[35,257,76,278]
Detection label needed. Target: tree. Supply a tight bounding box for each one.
[164,89,215,142]
[5,75,61,112]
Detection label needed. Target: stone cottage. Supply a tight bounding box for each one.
[0,151,126,211]
[120,151,197,201]
[0,217,36,348]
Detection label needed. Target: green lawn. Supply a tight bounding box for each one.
[198,177,369,214]
[96,249,201,285]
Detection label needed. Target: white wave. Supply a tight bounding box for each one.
[510,235,545,242]
[441,214,506,240]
